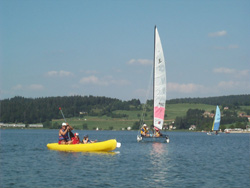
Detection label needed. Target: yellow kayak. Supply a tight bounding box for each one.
[47,139,117,152]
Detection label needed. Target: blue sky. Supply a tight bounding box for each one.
[1,0,249,102]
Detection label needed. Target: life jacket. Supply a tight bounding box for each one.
[59,129,69,141]
[83,138,91,143]
[141,127,147,135]
[71,137,80,144]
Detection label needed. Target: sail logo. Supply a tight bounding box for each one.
[159,102,164,107]
[158,58,162,64]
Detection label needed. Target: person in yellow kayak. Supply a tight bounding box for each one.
[141,124,150,137]
[58,122,73,144]
[82,135,97,144]
[71,132,81,144]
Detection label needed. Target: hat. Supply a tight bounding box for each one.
[84,135,88,138]
[74,133,79,136]
[154,127,159,131]
[143,124,147,127]
[62,122,67,126]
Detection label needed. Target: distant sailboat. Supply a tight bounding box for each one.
[207,105,221,135]
[137,26,169,143]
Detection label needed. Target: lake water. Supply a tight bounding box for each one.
[0,129,249,188]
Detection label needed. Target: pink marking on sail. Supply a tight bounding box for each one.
[154,106,165,120]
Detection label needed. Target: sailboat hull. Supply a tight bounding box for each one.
[137,134,169,143]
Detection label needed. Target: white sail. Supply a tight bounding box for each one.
[154,27,166,130]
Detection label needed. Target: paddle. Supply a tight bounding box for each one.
[59,107,74,139]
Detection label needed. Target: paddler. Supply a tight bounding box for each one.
[58,122,73,144]
[141,124,150,137]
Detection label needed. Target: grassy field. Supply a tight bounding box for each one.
[52,103,221,130]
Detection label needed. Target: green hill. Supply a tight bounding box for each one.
[1,94,249,130]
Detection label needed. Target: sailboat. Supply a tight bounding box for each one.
[137,26,169,143]
[207,105,221,135]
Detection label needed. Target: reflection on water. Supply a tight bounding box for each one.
[149,142,170,186]
[80,151,119,156]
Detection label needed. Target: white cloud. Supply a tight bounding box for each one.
[208,30,227,37]
[46,70,73,77]
[12,84,23,90]
[28,84,44,90]
[79,75,129,86]
[216,80,250,91]
[168,82,205,93]
[239,70,250,77]
[127,59,152,65]
[217,81,238,89]
[80,75,105,85]
[213,67,249,78]
[213,67,236,74]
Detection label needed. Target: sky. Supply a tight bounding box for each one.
[1,0,249,102]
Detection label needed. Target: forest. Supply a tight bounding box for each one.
[174,108,249,131]
[0,95,141,124]
[1,94,250,129]
[167,94,250,105]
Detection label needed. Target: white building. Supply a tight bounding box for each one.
[189,125,196,130]
[29,124,43,128]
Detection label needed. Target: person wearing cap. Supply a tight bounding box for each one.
[141,124,150,137]
[82,135,97,144]
[71,132,80,144]
[58,122,73,144]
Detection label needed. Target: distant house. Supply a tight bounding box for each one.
[224,107,229,110]
[238,113,250,122]
[79,112,88,115]
[238,113,245,117]
[189,125,196,130]
[203,111,214,118]
[2,124,25,128]
[29,124,43,128]
[203,111,211,118]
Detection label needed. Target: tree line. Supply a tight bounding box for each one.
[1,94,249,126]
[167,94,250,106]
[174,108,249,131]
[0,96,141,124]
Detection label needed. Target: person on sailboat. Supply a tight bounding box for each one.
[141,124,150,137]
[82,135,97,144]
[71,132,81,144]
[154,127,162,137]
[58,122,73,144]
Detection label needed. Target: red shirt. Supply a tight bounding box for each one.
[71,137,80,144]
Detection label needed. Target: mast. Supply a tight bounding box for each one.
[153,26,156,128]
